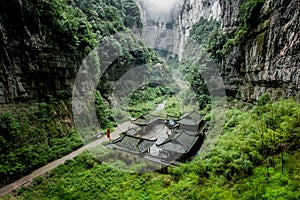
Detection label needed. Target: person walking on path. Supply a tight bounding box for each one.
[106,128,110,140]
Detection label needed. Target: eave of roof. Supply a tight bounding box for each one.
[108,134,157,153]
[156,130,199,153]
[178,111,203,125]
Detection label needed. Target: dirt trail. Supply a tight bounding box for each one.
[155,100,166,112]
[151,100,167,116]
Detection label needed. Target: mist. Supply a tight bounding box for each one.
[145,0,180,11]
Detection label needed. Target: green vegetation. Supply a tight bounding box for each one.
[128,86,167,118]
[223,0,265,54]
[95,91,115,129]
[0,0,148,179]
[2,1,298,199]
[1,0,162,187]
[0,100,82,187]
[199,98,300,181]
[164,96,183,117]
[173,18,221,110]
[98,34,159,96]
[1,0,152,188]
[189,18,221,46]
[5,98,300,199]
[27,0,144,57]
[206,28,228,60]
[207,0,267,58]
[113,85,177,120]
[123,0,144,29]
[28,0,96,56]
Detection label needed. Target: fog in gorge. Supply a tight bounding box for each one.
[145,0,180,10]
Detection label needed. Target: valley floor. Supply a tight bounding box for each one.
[2,99,300,200]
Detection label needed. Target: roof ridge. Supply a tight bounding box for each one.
[178,129,199,136]
[182,110,201,117]
[111,134,126,143]
[121,133,157,142]
[156,130,184,146]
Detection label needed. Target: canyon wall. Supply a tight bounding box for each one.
[135,0,221,59]
[0,0,142,104]
[137,0,300,102]
[0,0,79,103]
[220,0,300,101]
[1,0,299,104]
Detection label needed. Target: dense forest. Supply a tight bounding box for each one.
[0,0,299,199]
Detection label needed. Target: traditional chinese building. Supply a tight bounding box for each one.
[105,111,208,169]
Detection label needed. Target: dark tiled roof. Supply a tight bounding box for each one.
[126,128,138,136]
[156,130,177,145]
[132,114,162,125]
[157,130,199,153]
[112,135,140,152]
[109,134,156,153]
[157,142,186,154]
[176,131,198,152]
[108,111,205,159]
[176,129,196,135]
[178,111,202,125]
[138,140,156,152]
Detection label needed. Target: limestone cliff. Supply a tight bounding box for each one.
[0,0,144,104]
[2,0,299,104]
[135,0,221,60]
[0,0,80,103]
[220,0,300,101]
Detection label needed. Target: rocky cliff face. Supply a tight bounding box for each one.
[136,0,300,101]
[220,0,300,101]
[0,0,79,103]
[2,0,298,104]
[135,0,221,60]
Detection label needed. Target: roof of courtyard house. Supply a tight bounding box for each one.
[105,111,206,165]
[156,130,200,154]
[132,113,163,125]
[178,111,203,125]
[106,134,157,153]
[126,127,139,136]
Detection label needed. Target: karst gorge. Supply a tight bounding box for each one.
[0,0,299,199]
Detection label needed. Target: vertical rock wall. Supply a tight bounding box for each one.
[4,0,298,103]
[135,0,221,60]
[0,0,79,103]
[220,0,300,101]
